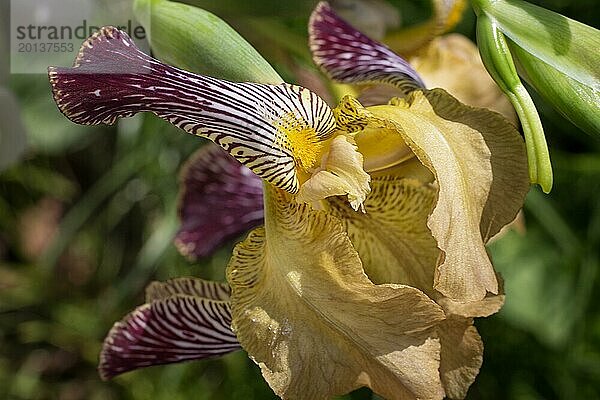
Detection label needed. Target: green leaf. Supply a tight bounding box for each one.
[133,0,282,84]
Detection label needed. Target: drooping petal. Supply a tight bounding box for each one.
[327,174,506,319]
[226,185,446,400]
[99,295,239,380]
[296,134,371,211]
[339,89,527,302]
[175,145,264,260]
[309,2,425,94]
[437,316,483,400]
[145,277,231,302]
[48,26,336,193]
[424,90,529,243]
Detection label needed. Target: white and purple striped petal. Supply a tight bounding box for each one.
[48,26,336,193]
[99,294,239,379]
[309,2,426,93]
[175,145,264,260]
[145,277,232,302]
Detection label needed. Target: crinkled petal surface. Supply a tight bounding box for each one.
[175,145,264,259]
[99,278,239,379]
[227,186,446,400]
[349,89,527,302]
[48,27,336,193]
[296,134,371,211]
[438,316,483,400]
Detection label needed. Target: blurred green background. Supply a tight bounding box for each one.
[1,0,599,399]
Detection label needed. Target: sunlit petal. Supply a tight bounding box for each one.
[338,89,527,302]
[409,34,516,123]
[175,145,264,260]
[227,186,446,399]
[48,27,336,193]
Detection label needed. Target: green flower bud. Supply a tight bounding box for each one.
[133,0,282,84]
[475,12,552,193]
[482,0,600,137]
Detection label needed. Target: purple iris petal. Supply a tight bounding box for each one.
[309,2,426,93]
[48,26,337,194]
[99,294,240,380]
[175,145,264,260]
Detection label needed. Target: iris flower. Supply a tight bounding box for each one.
[48,2,529,399]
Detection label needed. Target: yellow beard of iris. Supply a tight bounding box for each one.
[274,112,323,172]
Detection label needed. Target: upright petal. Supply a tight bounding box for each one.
[48,27,336,193]
[309,2,425,94]
[99,279,239,379]
[175,145,264,260]
[227,186,446,400]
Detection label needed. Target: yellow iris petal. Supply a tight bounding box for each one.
[227,186,446,399]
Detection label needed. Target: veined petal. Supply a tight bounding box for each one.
[175,145,264,260]
[145,277,231,302]
[99,295,239,380]
[328,177,438,292]
[227,186,446,400]
[48,27,336,193]
[309,2,425,94]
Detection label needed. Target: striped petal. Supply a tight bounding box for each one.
[48,26,336,193]
[99,294,239,379]
[175,145,264,260]
[145,277,231,302]
[309,2,425,94]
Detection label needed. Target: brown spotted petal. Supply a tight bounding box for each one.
[309,2,425,94]
[99,278,239,380]
[48,26,336,194]
[175,145,264,260]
